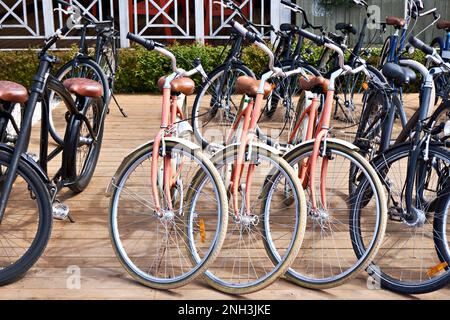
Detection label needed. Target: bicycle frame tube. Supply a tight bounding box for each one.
[445,32,450,51]
[388,32,399,63]
[307,90,335,211]
[404,65,436,214]
[0,56,52,221]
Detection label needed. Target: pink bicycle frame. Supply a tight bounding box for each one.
[228,94,265,217]
[296,90,335,212]
[151,85,185,214]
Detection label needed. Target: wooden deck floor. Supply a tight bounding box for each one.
[0,94,449,300]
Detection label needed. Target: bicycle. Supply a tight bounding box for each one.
[278,28,387,289]
[351,5,440,192]
[351,36,450,294]
[0,4,106,285]
[196,20,307,294]
[107,33,229,289]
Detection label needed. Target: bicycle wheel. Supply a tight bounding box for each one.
[64,96,104,193]
[352,143,450,294]
[109,140,228,289]
[0,150,52,285]
[191,64,255,150]
[349,84,390,194]
[378,36,392,69]
[263,60,320,118]
[200,144,306,294]
[427,39,449,105]
[97,35,119,93]
[49,58,109,145]
[281,140,387,289]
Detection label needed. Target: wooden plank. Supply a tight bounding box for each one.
[0,93,448,300]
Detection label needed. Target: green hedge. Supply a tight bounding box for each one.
[0,42,426,93]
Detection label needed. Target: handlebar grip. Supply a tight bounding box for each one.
[56,0,71,6]
[297,28,325,46]
[229,20,248,36]
[60,25,71,36]
[280,0,292,6]
[127,32,155,50]
[408,36,434,55]
[229,20,262,43]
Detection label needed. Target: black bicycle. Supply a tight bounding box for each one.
[0,1,105,285]
[351,37,450,294]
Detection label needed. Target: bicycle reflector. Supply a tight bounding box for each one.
[426,262,448,278]
[199,218,206,243]
[362,82,369,91]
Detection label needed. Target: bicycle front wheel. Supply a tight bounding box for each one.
[352,143,450,294]
[0,150,52,285]
[282,140,387,289]
[109,140,228,289]
[201,144,306,294]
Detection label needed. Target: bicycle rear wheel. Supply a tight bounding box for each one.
[0,150,52,285]
[191,64,254,150]
[109,140,228,289]
[64,97,104,193]
[49,59,109,145]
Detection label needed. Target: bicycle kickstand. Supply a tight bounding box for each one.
[111,93,127,117]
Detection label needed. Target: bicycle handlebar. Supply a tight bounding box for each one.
[408,36,434,55]
[127,32,206,77]
[229,20,279,74]
[280,0,323,31]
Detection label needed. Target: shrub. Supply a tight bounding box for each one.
[0,42,427,93]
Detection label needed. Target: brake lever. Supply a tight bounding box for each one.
[54,7,74,15]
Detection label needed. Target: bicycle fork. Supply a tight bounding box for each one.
[301,91,334,213]
[230,95,263,218]
[151,90,183,215]
[0,60,52,223]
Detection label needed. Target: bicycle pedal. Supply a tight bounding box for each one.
[52,202,70,221]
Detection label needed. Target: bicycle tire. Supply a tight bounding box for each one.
[200,144,306,294]
[64,97,104,193]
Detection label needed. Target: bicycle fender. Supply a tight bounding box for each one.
[105,138,201,197]
[283,138,360,160]
[0,144,50,184]
[210,142,282,161]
